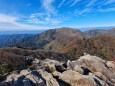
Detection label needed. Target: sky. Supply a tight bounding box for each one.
[0,0,115,31]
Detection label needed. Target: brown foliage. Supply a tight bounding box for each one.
[60,35,115,61]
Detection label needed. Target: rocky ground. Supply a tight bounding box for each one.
[0,54,115,86]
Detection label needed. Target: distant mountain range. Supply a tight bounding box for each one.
[15,28,85,50]
[0,27,115,61]
[13,27,115,50]
[79,26,115,31]
[84,28,115,37]
[0,27,115,49]
[0,26,115,35]
[0,34,32,48]
[0,30,44,35]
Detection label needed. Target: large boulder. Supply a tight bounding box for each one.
[57,70,96,86]
[106,61,115,71]
[0,54,115,86]
[69,54,114,81]
[53,69,115,86]
[38,69,59,86]
[66,54,115,85]
[0,69,59,86]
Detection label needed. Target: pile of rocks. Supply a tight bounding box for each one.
[0,54,115,86]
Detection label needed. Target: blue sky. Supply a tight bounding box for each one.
[0,0,115,31]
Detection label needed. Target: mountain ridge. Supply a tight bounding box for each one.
[15,27,86,50]
[0,34,32,48]
[0,27,115,49]
[0,27,114,61]
[84,28,115,37]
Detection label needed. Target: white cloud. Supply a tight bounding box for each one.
[58,0,66,8]
[73,0,115,16]
[0,14,17,23]
[39,0,62,25]
[70,0,81,6]
[74,8,92,16]
[0,13,52,31]
[98,8,115,12]
[86,0,97,7]
[25,12,61,25]
[104,0,115,5]
[66,0,81,6]
[80,8,92,15]
[41,0,55,13]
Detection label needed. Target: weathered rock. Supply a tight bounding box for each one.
[76,54,114,81]
[5,74,18,86]
[107,61,115,71]
[42,59,61,66]
[20,69,30,76]
[89,72,115,86]
[32,58,40,67]
[38,70,59,86]
[73,65,84,74]
[40,59,64,73]
[0,54,115,86]
[58,70,96,86]
[67,60,77,70]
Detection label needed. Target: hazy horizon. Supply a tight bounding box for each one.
[0,26,115,35]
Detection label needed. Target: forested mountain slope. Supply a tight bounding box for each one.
[15,27,86,50]
[0,34,32,48]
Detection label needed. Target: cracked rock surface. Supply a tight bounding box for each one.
[0,54,115,86]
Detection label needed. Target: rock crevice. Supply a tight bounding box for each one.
[0,54,115,86]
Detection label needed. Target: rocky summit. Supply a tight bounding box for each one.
[0,54,115,86]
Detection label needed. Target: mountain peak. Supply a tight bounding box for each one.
[56,27,75,30]
[14,27,85,50]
